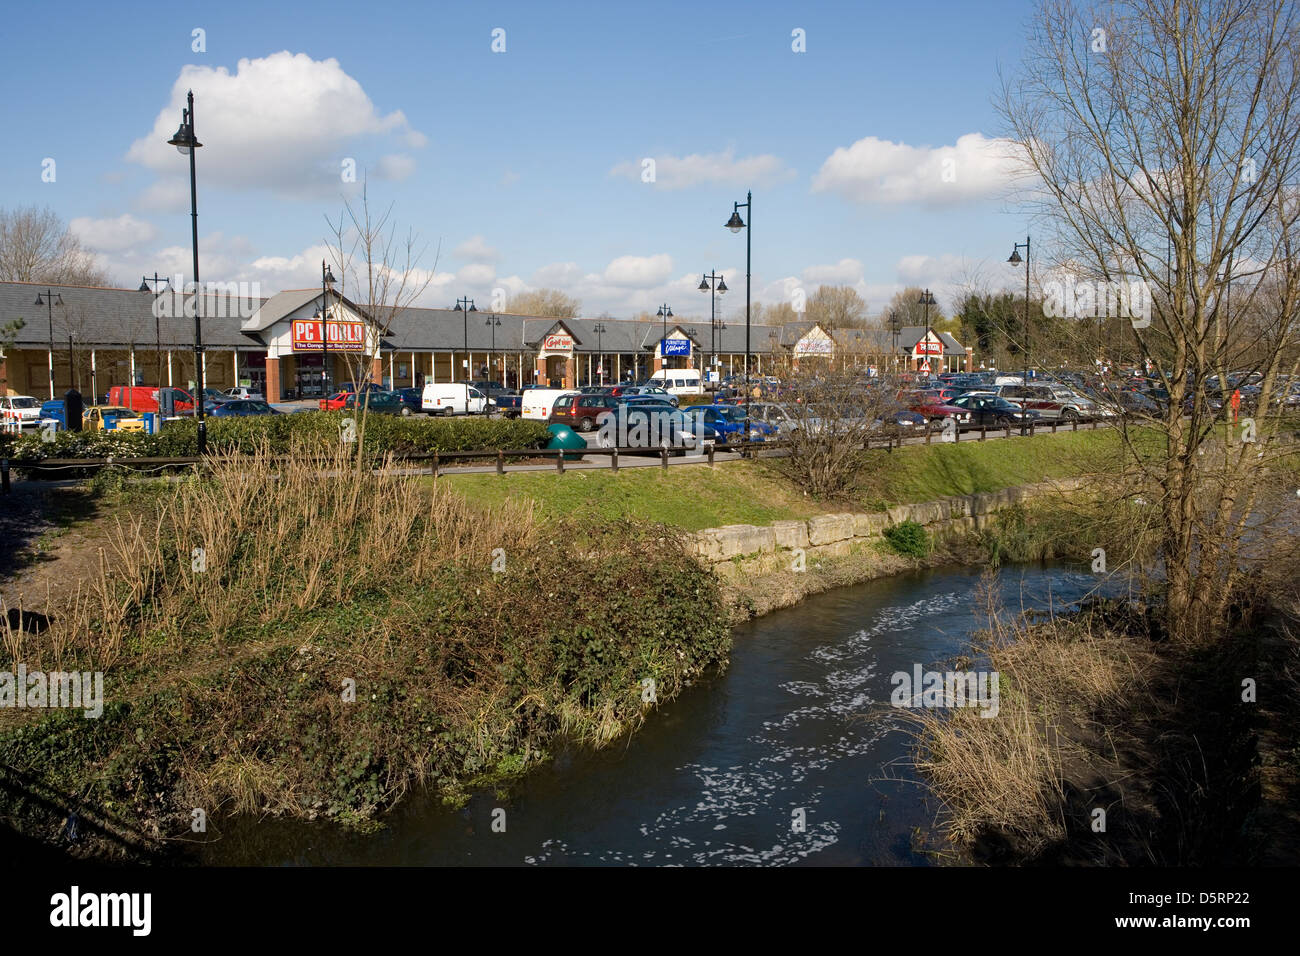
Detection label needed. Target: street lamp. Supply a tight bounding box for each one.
[166,89,206,453]
[485,314,502,387]
[725,191,751,410]
[33,289,63,400]
[698,271,727,382]
[592,322,606,385]
[1008,235,1030,383]
[312,261,337,396]
[454,297,476,382]
[140,273,170,388]
[656,304,673,372]
[888,310,902,373]
[917,289,937,376]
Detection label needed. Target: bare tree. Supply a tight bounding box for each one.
[505,288,581,318]
[1002,0,1300,641]
[807,285,869,329]
[0,206,108,286]
[326,182,436,457]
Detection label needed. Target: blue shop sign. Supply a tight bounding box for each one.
[661,338,691,356]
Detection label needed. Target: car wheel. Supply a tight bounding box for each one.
[579,416,595,432]
[1060,407,1078,421]
[400,406,413,417]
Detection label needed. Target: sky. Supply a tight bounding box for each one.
[0,0,1044,325]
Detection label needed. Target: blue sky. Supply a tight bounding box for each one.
[1,0,1041,321]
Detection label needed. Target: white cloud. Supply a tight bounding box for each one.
[70,214,157,253]
[812,133,1029,205]
[126,52,425,203]
[801,258,865,286]
[453,235,499,263]
[602,254,673,287]
[609,148,795,190]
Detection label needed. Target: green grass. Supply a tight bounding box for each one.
[848,427,1154,510]
[442,427,1150,530]
[442,461,828,531]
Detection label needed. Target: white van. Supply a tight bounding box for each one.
[649,368,704,396]
[521,388,576,421]
[422,383,487,416]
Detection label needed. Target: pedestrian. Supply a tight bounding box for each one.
[1231,388,1241,423]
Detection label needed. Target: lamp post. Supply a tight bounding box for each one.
[312,261,338,396]
[484,314,502,387]
[888,310,901,373]
[656,304,673,372]
[139,273,170,387]
[1007,235,1030,383]
[698,271,727,383]
[166,89,206,453]
[33,289,63,400]
[917,289,937,376]
[592,322,606,385]
[454,297,476,382]
[67,331,80,393]
[726,191,751,410]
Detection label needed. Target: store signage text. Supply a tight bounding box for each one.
[292,319,367,352]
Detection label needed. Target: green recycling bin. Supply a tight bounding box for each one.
[546,424,587,461]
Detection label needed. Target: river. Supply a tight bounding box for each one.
[201,562,1120,866]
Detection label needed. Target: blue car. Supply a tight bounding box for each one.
[39,399,66,429]
[208,399,281,417]
[393,387,422,414]
[693,404,778,442]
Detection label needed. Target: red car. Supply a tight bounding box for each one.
[318,390,353,411]
[548,392,619,431]
[900,390,972,424]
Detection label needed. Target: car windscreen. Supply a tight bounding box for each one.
[10,397,38,408]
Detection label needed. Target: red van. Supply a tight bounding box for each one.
[107,385,195,413]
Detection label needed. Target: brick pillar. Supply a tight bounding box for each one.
[965,346,974,371]
[265,356,281,402]
[371,355,383,384]
[653,355,663,373]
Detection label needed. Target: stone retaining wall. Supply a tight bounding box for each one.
[691,477,1087,579]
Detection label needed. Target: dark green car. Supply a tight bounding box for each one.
[342,390,412,416]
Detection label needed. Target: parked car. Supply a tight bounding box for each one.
[948,394,1042,427]
[319,391,353,411]
[342,391,409,415]
[520,388,577,421]
[337,382,385,395]
[392,387,423,414]
[548,392,620,432]
[619,385,679,406]
[744,401,803,435]
[83,405,148,432]
[875,408,929,434]
[900,390,973,425]
[647,368,705,396]
[103,385,200,414]
[209,399,281,417]
[692,404,778,442]
[994,383,1089,421]
[37,399,65,430]
[1,395,42,429]
[593,404,716,452]
[222,387,265,401]
[422,382,488,416]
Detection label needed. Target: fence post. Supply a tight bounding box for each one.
[707,443,715,467]
[980,425,986,441]
[612,447,619,472]
[1052,420,1057,433]
[1073,418,1079,432]
[432,451,440,478]
[497,449,505,475]
[661,446,669,471]
[556,449,565,474]
[925,424,932,444]
[1,459,8,495]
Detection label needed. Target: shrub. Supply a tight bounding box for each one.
[883,519,929,558]
[7,412,550,464]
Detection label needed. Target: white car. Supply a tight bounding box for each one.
[422,382,488,416]
[222,387,265,401]
[520,388,576,421]
[1,395,42,428]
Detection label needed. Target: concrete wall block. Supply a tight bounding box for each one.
[808,513,855,546]
[771,519,810,551]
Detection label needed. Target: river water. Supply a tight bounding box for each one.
[202,563,1119,866]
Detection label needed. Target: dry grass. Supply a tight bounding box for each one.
[897,572,1166,860]
[1,437,537,679]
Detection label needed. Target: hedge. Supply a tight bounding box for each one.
[5,412,551,462]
